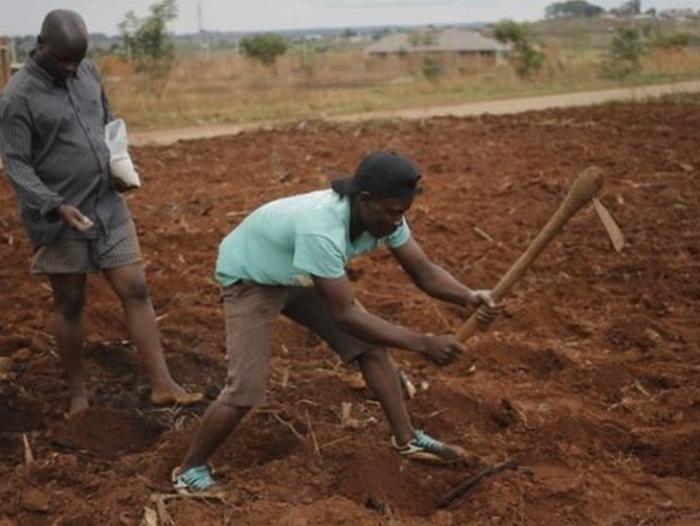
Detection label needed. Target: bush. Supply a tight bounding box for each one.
[421,55,442,80]
[240,33,289,66]
[653,32,694,49]
[493,20,545,78]
[601,26,643,79]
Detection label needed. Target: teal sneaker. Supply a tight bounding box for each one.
[391,430,465,464]
[171,465,216,494]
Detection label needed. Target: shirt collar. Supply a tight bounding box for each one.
[26,49,81,87]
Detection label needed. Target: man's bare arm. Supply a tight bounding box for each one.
[391,238,503,324]
[312,274,465,365]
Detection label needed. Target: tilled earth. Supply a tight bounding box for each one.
[1,96,699,525]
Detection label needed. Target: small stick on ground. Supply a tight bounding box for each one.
[319,436,352,451]
[425,408,449,421]
[438,458,518,508]
[473,225,495,242]
[151,492,227,503]
[270,411,305,441]
[305,410,323,464]
[151,495,175,526]
[22,434,34,465]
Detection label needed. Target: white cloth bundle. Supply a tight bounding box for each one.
[105,119,141,189]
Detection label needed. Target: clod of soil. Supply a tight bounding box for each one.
[50,408,165,459]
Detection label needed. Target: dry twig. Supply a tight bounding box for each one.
[271,411,305,441]
[305,410,322,464]
[22,434,34,465]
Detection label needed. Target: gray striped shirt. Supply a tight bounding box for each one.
[0,52,130,247]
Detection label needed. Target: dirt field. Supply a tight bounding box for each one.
[1,96,699,525]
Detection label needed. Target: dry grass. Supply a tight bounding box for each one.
[102,47,700,130]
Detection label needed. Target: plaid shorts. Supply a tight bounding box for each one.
[218,281,376,408]
[30,220,142,274]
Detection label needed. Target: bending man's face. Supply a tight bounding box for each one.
[359,193,414,238]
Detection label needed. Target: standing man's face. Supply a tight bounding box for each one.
[39,45,84,79]
[36,9,88,80]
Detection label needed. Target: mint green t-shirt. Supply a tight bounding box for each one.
[216,189,411,287]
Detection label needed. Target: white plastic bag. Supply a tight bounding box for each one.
[105,119,141,189]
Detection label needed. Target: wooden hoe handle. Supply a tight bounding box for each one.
[456,167,603,342]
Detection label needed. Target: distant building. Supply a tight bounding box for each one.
[365,28,509,64]
[659,8,696,21]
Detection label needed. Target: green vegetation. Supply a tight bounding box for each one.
[100,12,700,130]
[545,1,604,19]
[610,0,641,16]
[493,20,545,78]
[118,0,177,75]
[601,26,643,79]
[240,33,289,66]
[652,32,696,49]
[421,55,442,80]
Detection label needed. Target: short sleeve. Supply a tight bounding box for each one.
[386,217,411,248]
[293,233,347,279]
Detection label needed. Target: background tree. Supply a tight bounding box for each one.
[493,20,545,78]
[601,26,643,79]
[610,0,642,17]
[239,33,289,66]
[118,0,177,77]
[545,1,605,19]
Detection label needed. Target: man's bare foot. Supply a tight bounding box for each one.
[151,382,202,406]
[68,395,89,416]
[67,379,89,415]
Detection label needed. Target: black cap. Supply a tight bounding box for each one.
[331,151,422,199]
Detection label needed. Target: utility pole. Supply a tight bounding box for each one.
[198,0,211,58]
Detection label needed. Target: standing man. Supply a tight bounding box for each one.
[173,151,503,493]
[0,10,200,414]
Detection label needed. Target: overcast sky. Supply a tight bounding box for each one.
[0,0,695,36]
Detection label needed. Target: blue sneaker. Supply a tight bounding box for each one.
[171,465,216,494]
[391,430,465,464]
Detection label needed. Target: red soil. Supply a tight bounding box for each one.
[1,97,699,525]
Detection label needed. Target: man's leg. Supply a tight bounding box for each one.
[177,282,286,487]
[180,402,250,471]
[49,273,89,415]
[356,347,415,444]
[103,263,200,405]
[283,289,415,443]
[284,288,464,463]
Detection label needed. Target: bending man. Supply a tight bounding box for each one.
[173,151,502,492]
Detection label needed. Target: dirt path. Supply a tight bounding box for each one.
[131,78,700,146]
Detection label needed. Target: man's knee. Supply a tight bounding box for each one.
[218,374,267,408]
[119,277,150,303]
[358,346,391,365]
[55,293,85,321]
